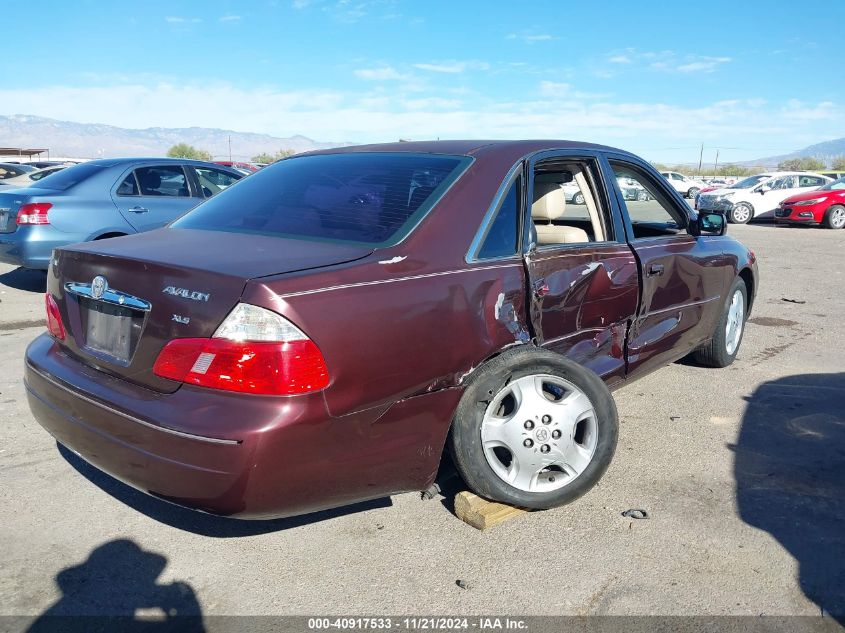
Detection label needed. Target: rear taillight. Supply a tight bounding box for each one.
[153,303,329,395]
[45,294,66,340]
[17,203,53,225]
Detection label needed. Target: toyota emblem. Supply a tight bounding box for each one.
[91,276,108,300]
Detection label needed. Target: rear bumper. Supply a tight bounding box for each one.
[24,334,460,518]
[0,225,67,269]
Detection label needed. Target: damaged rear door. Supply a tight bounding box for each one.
[523,150,639,387]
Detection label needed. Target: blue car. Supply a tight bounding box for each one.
[0,158,243,269]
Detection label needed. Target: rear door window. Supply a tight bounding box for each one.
[117,173,139,196]
[173,153,472,246]
[475,174,521,260]
[135,166,191,197]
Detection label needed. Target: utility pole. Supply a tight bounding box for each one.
[713,149,720,177]
[228,135,232,162]
[697,143,704,176]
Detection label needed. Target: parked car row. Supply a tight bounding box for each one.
[0,165,69,189]
[660,171,707,199]
[0,158,243,269]
[695,171,834,225]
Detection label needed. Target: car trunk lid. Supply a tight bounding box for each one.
[50,228,373,392]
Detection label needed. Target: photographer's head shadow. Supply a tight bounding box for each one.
[0,266,46,292]
[57,443,391,538]
[733,372,845,622]
[27,539,204,633]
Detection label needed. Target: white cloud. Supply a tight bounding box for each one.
[611,49,731,74]
[292,0,398,22]
[507,31,554,43]
[165,16,203,24]
[218,15,242,22]
[353,67,408,81]
[413,60,489,74]
[1,81,839,162]
[676,56,731,73]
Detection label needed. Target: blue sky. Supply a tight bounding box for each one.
[3,0,843,163]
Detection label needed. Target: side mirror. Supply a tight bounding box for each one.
[690,211,726,236]
[758,185,771,194]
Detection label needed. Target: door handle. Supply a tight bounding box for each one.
[648,263,665,276]
[128,206,148,213]
[532,278,550,299]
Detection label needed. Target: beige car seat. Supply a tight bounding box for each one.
[532,182,590,245]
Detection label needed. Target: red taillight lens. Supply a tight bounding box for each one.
[17,203,53,225]
[45,294,66,340]
[153,337,329,395]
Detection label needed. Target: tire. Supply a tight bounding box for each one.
[573,192,585,205]
[449,347,618,510]
[687,187,700,199]
[693,277,747,368]
[822,204,845,229]
[637,191,650,202]
[728,203,753,224]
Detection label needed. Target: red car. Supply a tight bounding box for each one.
[213,161,260,173]
[775,177,845,229]
[24,140,757,519]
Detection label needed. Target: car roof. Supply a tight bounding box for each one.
[79,157,236,168]
[301,139,632,163]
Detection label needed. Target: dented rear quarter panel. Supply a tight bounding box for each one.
[242,147,533,417]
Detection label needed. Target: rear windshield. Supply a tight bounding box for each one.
[172,152,472,246]
[729,175,769,189]
[33,162,107,191]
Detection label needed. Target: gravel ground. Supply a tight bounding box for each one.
[0,223,843,627]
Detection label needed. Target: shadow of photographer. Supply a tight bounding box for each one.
[734,372,845,622]
[28,539,205,632]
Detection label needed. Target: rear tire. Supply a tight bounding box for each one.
[822,205,845,229]
[687,187,700,199]
[449,348,618,510]
[728,203,753,224]
[573,192,585,205]
[693,277,747,368]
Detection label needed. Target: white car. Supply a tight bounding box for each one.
[660,171,707,199]
[0,165,67,189]
[696,171,832,224]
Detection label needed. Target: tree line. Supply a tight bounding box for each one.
[165,144,295,164]
[653,155,845,178]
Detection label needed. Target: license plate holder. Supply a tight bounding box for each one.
[0,210,8,231]
[84,301,134,362]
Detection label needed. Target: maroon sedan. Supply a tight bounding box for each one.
[25,141,757,518]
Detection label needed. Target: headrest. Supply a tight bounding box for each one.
[141,171,161,190]
[532,182,566,221]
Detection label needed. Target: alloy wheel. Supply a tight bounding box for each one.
[725,289,745,355]
[480,374,598,493]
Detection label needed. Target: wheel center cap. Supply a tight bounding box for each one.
[534,427,550,443]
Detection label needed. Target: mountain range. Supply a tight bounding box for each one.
[745,137,845,168]
[1,113,843,167]
[0,114,349,161]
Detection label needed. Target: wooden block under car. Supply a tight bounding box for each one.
[453,491,529,530]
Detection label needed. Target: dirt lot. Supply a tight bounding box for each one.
[0,223,843,626]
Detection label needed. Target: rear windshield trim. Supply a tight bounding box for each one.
[171,152,474,248]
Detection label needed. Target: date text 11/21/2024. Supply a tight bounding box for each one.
[307,617,528,630]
